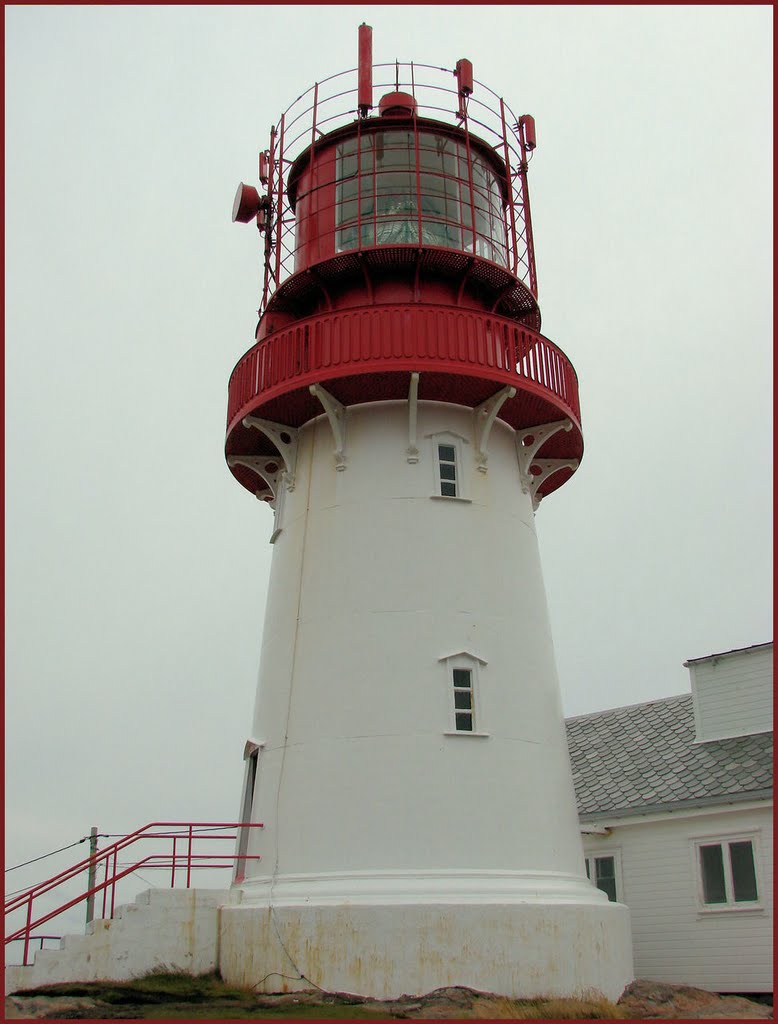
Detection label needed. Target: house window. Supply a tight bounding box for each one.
[585,855,618,902]
[452,667,474,732]
[437,443,458,497]
[697,838,759,907]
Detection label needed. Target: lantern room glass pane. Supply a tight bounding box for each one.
[335,129,507,265]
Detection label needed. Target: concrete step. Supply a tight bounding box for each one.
[5,887,234,993]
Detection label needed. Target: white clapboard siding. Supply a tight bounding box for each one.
[583,804,773,992]
[689,645,773,742]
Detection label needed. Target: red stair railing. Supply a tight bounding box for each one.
[5,821,263,967]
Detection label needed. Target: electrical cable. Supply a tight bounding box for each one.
[5,836,97,873]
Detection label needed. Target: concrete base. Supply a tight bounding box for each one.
[219,899,633,1001]
[7,887,633,1002]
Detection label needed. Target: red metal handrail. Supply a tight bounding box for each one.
[226,304,580,437]
[5,821,263,967]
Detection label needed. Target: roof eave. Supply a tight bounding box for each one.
[578,788,774,823]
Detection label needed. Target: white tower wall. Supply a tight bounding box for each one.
[221,400,632,998]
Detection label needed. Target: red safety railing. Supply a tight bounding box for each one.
[257,61,537,313]
[5,821,263,967]
[227,305,580,437]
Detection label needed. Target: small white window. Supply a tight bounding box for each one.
[437,442,459,497]
[439,650,488,736]
[428,431,470,500]
[585,854,620,902]
[452,667,475,732]
[695,836,760,908]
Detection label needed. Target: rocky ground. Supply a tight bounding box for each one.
[5,978,774,1020]
[617,981,771,1019]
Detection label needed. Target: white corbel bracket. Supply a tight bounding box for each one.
[309,383,347,470]
[516,419,572,491]
[242,416,299,492]
[516,419,572,473]
[406,372,420,463]
[227,455,285,506]
[528,459,579,510]
[474,385,516,472]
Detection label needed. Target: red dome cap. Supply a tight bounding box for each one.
[378,90,417,117]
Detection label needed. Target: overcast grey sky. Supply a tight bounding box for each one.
[6,5,772,921]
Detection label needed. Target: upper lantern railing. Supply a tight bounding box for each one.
[257,61,537,314]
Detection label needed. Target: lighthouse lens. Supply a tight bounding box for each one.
[334,129,508,265]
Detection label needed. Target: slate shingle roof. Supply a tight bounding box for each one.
[565,693,773,820]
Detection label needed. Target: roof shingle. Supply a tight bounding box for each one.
[565,693,773,819]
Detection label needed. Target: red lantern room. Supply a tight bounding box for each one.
[227,25,582,505]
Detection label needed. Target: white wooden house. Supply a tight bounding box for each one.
[566,642,773,994]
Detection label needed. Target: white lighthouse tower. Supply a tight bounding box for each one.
[222,27,632,1000]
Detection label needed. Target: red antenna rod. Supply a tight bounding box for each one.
[358,23,373,116]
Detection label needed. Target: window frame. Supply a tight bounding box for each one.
[691,831,763,913]
[584,850,623,904]
[439,651,489,737]
[428,431,470,501]
[452,666,476,733]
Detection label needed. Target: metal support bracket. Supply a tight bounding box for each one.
[406,372,420,463]
[227,455,285,506]
[527,459,579,509]
[474,385,516,472]
[515,419,576,509]
[242,416,299,492]
[516,418,572,475]
[309,383,347,470]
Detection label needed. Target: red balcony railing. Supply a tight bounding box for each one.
[227,305,580,440]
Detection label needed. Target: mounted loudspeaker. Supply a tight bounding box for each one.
[232,182,262,223]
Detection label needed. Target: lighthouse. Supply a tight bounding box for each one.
[221,27,632,1000]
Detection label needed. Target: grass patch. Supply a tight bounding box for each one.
[473,994,626,1019]
[13,970,253,1006]
[13,971,628,1019]
[141,1003,395,1019]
